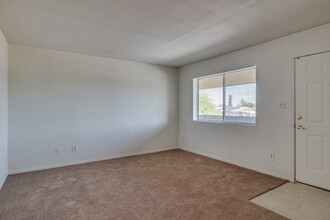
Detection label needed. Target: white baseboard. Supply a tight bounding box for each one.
[180,147,291,181]
[9,147,178,175]
[9,146,290,181]
[0,174,8,190]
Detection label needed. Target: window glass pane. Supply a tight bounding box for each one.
[198,75,223,121]
[225,68,256,124]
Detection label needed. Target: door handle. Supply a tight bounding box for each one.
[297,125,306,130]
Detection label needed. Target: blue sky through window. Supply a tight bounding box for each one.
[200,83,256,107]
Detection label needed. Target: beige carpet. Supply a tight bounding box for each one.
[251,182,330,220]
[0,149,287,220]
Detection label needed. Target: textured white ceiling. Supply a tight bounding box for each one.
[0,0,330,66]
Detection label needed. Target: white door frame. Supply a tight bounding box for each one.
[292,47,330,183]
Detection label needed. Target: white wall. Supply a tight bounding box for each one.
[178,24,330,180]
[8,45,178,173]
[0,30,8,189]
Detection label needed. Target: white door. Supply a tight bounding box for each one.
[296,51,330,190]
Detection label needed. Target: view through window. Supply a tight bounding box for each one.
[198,75,223,122]
[195,66,256,124]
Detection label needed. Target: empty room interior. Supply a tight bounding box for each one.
[1,0,330,219]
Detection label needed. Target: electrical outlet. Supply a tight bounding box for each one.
[268,153,275,161]
[279,101,287,108]
[181,136,185,148]
[55,147,61,154]
[72,146,78,153]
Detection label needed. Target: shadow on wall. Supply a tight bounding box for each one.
[8,45,178,172]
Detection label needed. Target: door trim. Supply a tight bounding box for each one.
[296,50,330,59]
[293,49,330,183]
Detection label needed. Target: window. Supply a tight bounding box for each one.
[193,66,256,125]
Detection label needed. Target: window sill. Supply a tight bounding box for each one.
[193,119,256,126]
